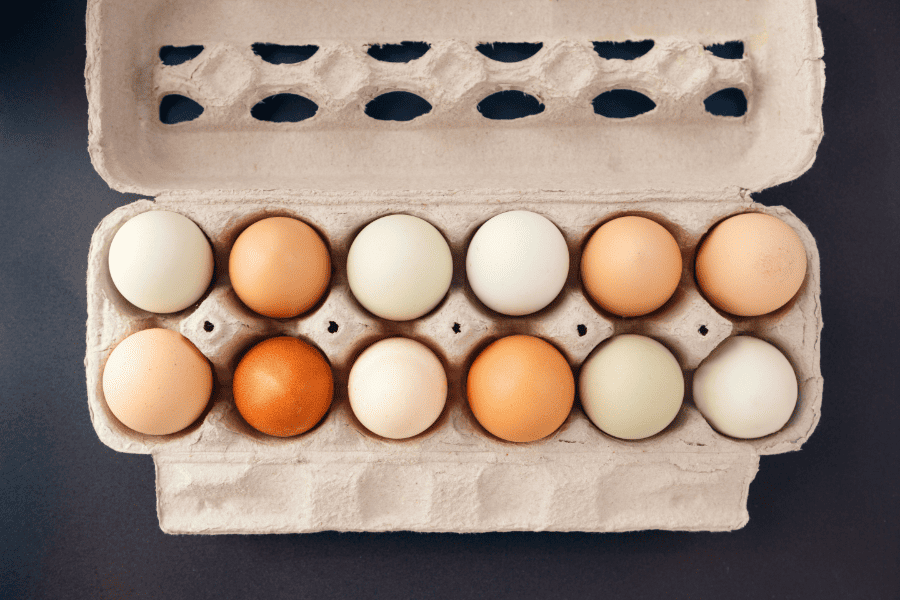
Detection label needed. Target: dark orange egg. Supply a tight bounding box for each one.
[233,336,333,437]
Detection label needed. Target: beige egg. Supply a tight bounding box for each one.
[581,216,682,317]
[102,328,213,436]
[229,217,331,319]
[467,335,575,443]
[695,213,807,317]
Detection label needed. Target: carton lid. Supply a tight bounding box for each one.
[86,0,824,197]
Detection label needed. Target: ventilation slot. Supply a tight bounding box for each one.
[476,42,543,63]
[704,88,748,117]
[477,91,545,120]
[364,91,432,121]
[592,90,656,119]
[592,40,654,60]
[251,94,318,123]
[252,43,319,64]
[705,41,744,60]
[159,95,204,124]
[367,42,431,63]
[159,45,204,66]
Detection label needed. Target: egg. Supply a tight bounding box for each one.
[233,337,333,437]
[102,328,213,436]
[348,338,447,439]
[466,210,569,316]
[693,336,798,439]
[467,335,574,443]
[347,214,453,321]
[229,216,331,319]
[108,211,214,313]
[581,215,682,317]
[578,334,684,440]
[695,212,807,317]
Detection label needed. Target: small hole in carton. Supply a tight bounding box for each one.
[203,321,215,332]
[159,94,204,124]
[476,42,543,63]
[328,321,339,334]
[704,88,748,117]
[365,91,432,121]
[251,94,318,122]
[159,45,204,66]
[252,43,319,64]
[698,325,709,336]
[452,322,461,334]
[367,42,431,63]
[577,324,587,337]
[592,40,654,60]
[592,90,656,119]
[477,90,545,120]
[705,41,744,59]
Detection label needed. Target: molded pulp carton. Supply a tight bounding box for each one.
[85,0,825,533]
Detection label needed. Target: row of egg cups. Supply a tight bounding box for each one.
[101,316,800,449]
[106,205,807,332]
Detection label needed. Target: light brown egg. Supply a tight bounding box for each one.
[229,217,331,319]
[233,336,333,437]
[695,213,807,317]
[102,328,213,436]
[467,335,574,443]
[581,215,683,317]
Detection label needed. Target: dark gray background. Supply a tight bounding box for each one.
[2,1,898,598]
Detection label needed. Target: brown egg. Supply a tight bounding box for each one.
[229,217,330,318]
[467,335,575,443]
[102,328,212,436]
[233,337,333,437]
[695,213,807,317]
[581,215,683,317]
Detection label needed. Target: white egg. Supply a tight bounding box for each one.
[108,211,214,313]
[579,334,684,440]
[347,215,453,321]
[693,336,798,439]
[466,210,569,316]
[348,338,447,440]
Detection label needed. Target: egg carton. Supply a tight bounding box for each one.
[84,0,825,533]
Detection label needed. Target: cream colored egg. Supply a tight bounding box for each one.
[579,334,684,440]
[108,211,214,313]
[348,338,447,439]
[693,336,797,439]
[347,215,453,321]
[466,210,570,316]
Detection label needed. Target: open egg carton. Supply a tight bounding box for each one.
[85,0,825,533]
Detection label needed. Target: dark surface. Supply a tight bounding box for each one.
[1,1,898,598]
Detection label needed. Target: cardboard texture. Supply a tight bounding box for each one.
[84,0,825,533]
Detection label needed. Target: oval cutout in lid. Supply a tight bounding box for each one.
[159,94,204,124]
[477,91,545,120]
[705,41,745,60]
[252,43,319,64]
[367,42,431,63]
[592,40,654,60]
[476,42,543,63]
[364,91,432,121]
[704,88,748,117]
[592,90,656,119]
[251,94,318,122]
[159,45,204,66]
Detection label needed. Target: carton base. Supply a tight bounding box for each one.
[156,451,759,534]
